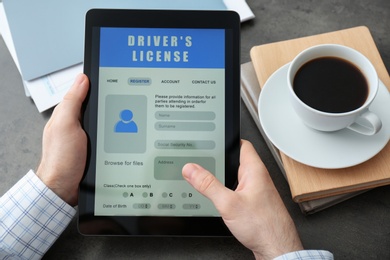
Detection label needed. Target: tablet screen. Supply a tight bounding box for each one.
[97,27,226,217]
[80,9,240,236]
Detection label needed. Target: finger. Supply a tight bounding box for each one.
[54,74,89,120]
[239,139,264,167]
[64,73,89,102]
[182,163,231,205]
[236,140,269,189]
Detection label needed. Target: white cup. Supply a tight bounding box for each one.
[287,44,382,135]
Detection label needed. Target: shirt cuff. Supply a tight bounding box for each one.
[274,250,334,260]
[0,170,76,259]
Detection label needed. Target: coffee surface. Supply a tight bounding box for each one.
[293,57,368,113]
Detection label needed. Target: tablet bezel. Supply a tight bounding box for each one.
[79,9,240,236]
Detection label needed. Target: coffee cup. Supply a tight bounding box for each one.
[287,44,382,136]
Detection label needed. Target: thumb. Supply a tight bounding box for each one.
[182,163,229,205]
[46,74,89,129]
[56,73,89,119]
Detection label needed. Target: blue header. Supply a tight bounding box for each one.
[99,27,225,68]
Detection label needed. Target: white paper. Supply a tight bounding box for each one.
[26,64,82,112]
[223,0,255,22]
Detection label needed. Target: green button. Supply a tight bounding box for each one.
[155,122,215,131]
[154,156,215,180]
[155,111,215,120]
[154,140,215,149]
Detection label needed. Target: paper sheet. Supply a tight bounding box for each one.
[223,0,255,22]
[26,64,82,112]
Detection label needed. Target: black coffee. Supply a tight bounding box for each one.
[293,57,368,113]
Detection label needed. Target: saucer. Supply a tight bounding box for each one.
[258,63,390,169]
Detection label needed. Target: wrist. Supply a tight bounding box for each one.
[252,237,304,260]
[36,164,75,206]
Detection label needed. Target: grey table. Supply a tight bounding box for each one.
[1,1,390,259]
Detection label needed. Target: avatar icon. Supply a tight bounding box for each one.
[114,109,138,133]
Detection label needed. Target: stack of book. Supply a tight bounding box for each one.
[241,26,390,214]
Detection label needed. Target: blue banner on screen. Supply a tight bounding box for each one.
[99,28,225,68]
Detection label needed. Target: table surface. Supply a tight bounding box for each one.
[1,0,389,259]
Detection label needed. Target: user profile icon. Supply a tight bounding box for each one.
[114,109,138,133]
[105,95,146,153]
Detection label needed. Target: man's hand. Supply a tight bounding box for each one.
[182,140,303,259]
[36,74,89,206]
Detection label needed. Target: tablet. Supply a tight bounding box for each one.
[79,9,240,236]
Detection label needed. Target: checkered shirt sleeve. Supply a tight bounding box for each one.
[274,250,334,260]
[0,170,76,260]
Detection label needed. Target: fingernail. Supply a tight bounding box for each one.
[182,163,198,179]
[74,73,84,85]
